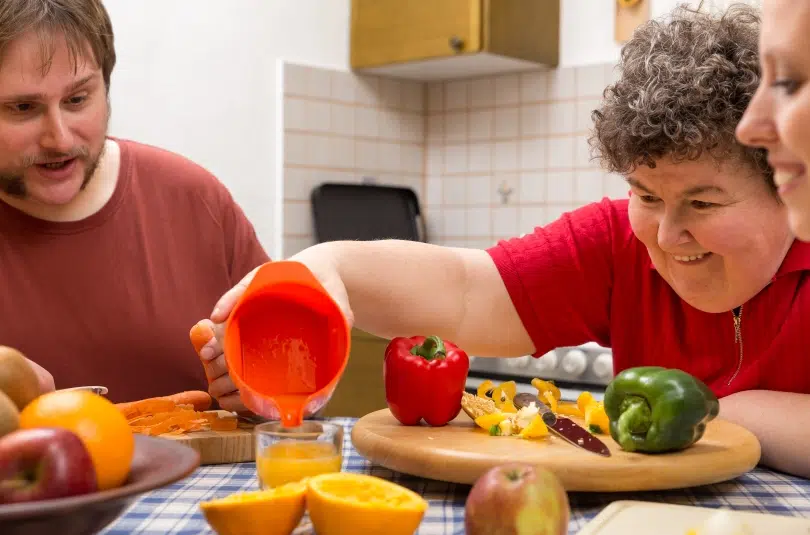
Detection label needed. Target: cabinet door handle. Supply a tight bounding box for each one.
[448,36,465,52]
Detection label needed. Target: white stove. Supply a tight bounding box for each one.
[465,342,614,401]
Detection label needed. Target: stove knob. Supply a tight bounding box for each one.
[592,353,613,379]
[533,351,558,372]
[561,349,587,376]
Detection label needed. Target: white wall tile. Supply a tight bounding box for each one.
[520,71,548,103]
[377,142,400,172]
[427,115,444,143]
[574,135,594,168]
[547,171,575,203]
[576,170,604,203]
[307,68,332,99]
[495,74,521,106]
[445,112,468,143]
[307,101,331,132]
[284,64,308,96]
[492,207,519,236]
[548,68,576,100]
[283,202,312,235]
[467,175,491,204]
[401,145,424,175]
[547,137,575,169]
[444,145,468,174]
[310,135,332,167]
[576,99,601,132]
[548,102,576,135]
[284,98,307,130]
[284,132,308,165]
[442,209,467,237]
[331,73,356,103]
[495,107,520,139]
[426,146,443,175]
[604,173,629,199]
[354,76,380,106]
[331,103,355,137]
[466,207,491,236]
[520,138,546,170]
[354,107,378,138]
[470,78,495,109]
[520,172,546,203]
[402,82,424,112]
[445,80,469,110]
[519,206,546,234]
[442,176,466,205]
[379,78,402,109]
[494,141,518,171]
[521,104,548,136]
[468,143,493,173]
[427,83,444,112]
[426,176,443,206]
[355,140,378,170]
[283,167,316,200]
[469,110,494,141]
[400,114,424,143]
[330,137,355,168]
[576,65,608,98]
[378,110,401,139]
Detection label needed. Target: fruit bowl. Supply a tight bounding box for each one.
[0,434,200,535]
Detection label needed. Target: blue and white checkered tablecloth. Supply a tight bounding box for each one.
[100,417,810,535]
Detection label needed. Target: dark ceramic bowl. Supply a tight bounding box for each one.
[0,434,201,535]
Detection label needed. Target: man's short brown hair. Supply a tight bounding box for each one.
[589,4,772,188]
[0,0,116,92]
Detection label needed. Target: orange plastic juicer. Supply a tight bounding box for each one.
[223,261,351,428]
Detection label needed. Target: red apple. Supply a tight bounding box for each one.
[465,463,569,535]
[0,427,97,504]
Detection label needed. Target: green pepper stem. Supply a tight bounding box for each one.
[616,396,652,452]
[410,336,446,360]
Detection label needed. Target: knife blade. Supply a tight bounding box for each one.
[513,392,611,457]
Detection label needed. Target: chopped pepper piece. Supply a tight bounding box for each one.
[474,412,508,431]
[518,415,549,438]
[555,402,583,418]
[532,378,561,402]
[584,401,609,434]
[603,366,720,453]
[491,381,518,413]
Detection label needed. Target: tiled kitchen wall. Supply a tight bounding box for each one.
[281,62,629,256]
[282,62,425,257]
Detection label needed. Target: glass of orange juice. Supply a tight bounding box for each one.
[255,420,343,489]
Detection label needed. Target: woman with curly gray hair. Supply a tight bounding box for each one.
[203,6,810,477]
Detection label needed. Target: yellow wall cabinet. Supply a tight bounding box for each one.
[350,0,560,80]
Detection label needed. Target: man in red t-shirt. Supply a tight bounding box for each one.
[206,6,810,478]
[0,1,269,403]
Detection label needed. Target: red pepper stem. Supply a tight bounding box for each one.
[410,336,446,361]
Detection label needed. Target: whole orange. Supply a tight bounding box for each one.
[19,390,134,490]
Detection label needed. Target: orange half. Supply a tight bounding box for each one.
[199,480,307,535]
[306,473,428,535]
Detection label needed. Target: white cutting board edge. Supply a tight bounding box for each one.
[578,500,810,535]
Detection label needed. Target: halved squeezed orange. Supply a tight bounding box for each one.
[199,480,306,535]
[306,473,428,535]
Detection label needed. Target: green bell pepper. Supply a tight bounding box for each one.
[603,366,720,453]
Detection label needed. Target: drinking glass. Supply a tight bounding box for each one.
[255,420,344,489]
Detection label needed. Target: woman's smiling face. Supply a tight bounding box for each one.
[736,0,810,240]
[627,157,793,313]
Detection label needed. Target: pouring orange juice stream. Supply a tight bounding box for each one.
[191,261,351,485]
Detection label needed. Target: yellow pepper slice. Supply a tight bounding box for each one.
[577,391,595,415]
[518,415,549,438]
[474,412,508,431]
[585,401,610,435]
[531,378,561,402]
[477,380,495,400]
[491,381,518,413]
[542,390,558,413]
[555,402,583,418]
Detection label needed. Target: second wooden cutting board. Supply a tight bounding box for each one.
[162,412,256,465]
[351,409,761,491]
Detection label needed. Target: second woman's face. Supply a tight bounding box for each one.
[736,0,810,240]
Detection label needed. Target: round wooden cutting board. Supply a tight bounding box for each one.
[351,409,761,492]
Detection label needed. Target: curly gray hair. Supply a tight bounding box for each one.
[590,3,773,189]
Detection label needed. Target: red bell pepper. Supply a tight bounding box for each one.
[383,335,470,427]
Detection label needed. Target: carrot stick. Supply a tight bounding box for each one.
[116,390,212,414]
[189,321,215,354]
